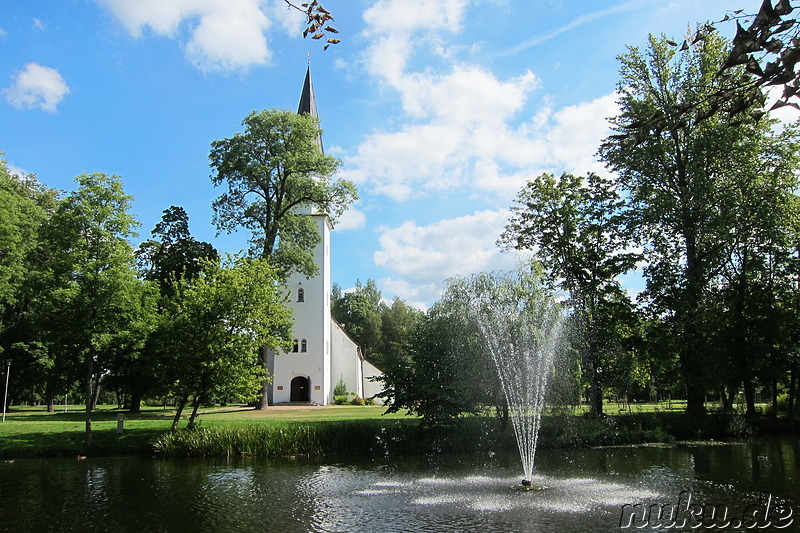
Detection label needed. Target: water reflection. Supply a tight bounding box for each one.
[0,438,796,533]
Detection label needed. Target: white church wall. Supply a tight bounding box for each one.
[361,360,385,404]
[330,320,362,400]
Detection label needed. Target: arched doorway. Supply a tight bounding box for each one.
[290,376,310,402]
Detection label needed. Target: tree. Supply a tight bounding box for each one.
[499,172,638,416]
[156,257,292,430]
[137,206,218,297]
[44,173,146,448]
[331,279,383,361]
[209,108,356,277]
[598,31,800,415]
[0,158,59,407]
[210,108,356,409]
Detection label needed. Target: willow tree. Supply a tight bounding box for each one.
[598,31,800,416]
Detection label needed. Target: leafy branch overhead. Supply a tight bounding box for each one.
[284,0,341,50]
[613,1,798,143]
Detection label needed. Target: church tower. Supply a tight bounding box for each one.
[266,66,384,406]
[267,65,333,405]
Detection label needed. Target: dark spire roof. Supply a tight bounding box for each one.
[297,65,324,154]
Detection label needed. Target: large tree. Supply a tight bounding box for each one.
[210,108,357,409]
[209,108,356,277]
[598,31,800,415]
[499,172,638,416]
[44,173,148,448]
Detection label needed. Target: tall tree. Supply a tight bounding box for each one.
[44,173,144,448]
[210,108,357,409]
[598,31,800,415]
[0,159,59,407]
[499,172,637,415]
[209,108,356,277]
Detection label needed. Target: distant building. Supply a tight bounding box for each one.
[266,66,383,405]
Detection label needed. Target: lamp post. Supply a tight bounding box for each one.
[2,360,10,423]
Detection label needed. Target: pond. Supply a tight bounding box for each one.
[0,438,797,532]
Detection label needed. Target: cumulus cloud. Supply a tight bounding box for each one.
[96,0,275,72]
[345,0,619,206]
[374,209,522,293]
[3,63,71,112]
[334,205,367,231]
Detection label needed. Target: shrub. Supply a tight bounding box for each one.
[333,376,348,398]
[333,395,349,405]
[363,397,376,406]
[350,396,365,406]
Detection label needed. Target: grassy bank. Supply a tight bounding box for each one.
[1,403,793,458]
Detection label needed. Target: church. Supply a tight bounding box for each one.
[265,66,384,406]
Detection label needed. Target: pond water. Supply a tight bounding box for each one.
[0,438,797,532]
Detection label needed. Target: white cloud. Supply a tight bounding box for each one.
[374,209,521,290]
[3,63,70,112]
[346,0,620,206]
[96,0,275,72]
[334,206,366,231]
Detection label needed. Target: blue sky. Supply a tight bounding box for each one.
[1,0,744,308]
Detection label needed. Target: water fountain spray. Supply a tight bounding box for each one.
[471,271,564,489]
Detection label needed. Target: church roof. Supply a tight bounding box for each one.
[297,65,324,154]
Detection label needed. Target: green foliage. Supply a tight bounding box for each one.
[350,396,365,406]
[332,376,348,397]
[156,256,293,428]
[598,30,800,416]
[331,279,422,368]
[333,395,348,405]
[500,172,638,415]
[209,108,357,277]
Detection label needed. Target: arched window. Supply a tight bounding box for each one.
[292,339,299,353]
[297,288,305,302]
[300,339,308,352]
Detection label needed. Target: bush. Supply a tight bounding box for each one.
[333,395,349,405]
[363,397,376,406]
[350,396,365,406]
[333,376,348,398]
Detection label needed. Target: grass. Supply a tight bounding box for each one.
[0,401,790,458]
[0,403,410,457]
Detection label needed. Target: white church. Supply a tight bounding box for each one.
[266,66,384,406]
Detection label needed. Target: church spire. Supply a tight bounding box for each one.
[297,64,324,154]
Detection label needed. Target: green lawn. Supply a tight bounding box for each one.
[0,403,410,457]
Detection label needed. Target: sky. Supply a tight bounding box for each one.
[1,0,748,309]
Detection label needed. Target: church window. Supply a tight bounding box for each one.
[301,339,308,352]
[292,339,299,353]
[297,288,305,302]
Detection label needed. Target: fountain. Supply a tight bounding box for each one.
[469,270,564,490]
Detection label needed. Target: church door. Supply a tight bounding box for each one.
[290,376,310,402]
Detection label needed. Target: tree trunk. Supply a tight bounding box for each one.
[187,395,203,429]
[256,346,270,410]
[719,384,730,411]
[91,374,102,411]
[46,390,55,413]
[743,374,757,417]
[171,393,189,431]
[771,377,778,420]
[129,391,142,413]
[85,346,94,450]
[788,365,796,424]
